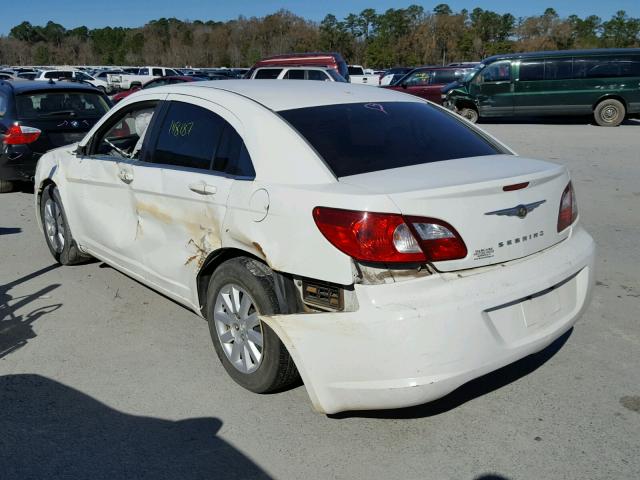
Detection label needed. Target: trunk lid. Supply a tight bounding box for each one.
[19,117,96,154]
[339,154,571,271]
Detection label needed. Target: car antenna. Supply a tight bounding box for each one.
[48,78,55,84]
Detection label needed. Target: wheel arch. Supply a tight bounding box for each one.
[35,179,57,226]
[196,248,302,317]
[593,94,627,111]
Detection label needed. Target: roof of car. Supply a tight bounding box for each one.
[0,79,101,94]
[483,48,640,64]
[159,79,423,111]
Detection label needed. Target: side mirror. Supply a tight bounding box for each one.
[401,82,408,89]
[76,143,87,156]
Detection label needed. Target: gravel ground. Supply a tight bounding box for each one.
[1,119,639,480]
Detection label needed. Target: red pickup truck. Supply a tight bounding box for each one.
[383,66,475,104]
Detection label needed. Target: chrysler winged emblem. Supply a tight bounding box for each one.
[485,200,546,219]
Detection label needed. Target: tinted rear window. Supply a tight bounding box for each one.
[16,91,109,119]
[279,102,502,177]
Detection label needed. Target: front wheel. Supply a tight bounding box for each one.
[206,257,299,393]
[594,99,625,127]
[459,107,479,123]
[40,185,90,265]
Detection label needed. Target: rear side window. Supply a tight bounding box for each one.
[152,68,163,76]
[153,102,224,170]
[279,102,502,178]
[430,70,456,84]
[255,69,282,79]
[308,70,329,81]
[0,93,7,116]
[519,60,544,81]
[16,91,109,119]
[544,59,573,80]
[153,101,255,176]
[139,68,149,75]
[284,70,305,80]
[45,71,72,79]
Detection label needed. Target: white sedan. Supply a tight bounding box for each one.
[34,81,595,414]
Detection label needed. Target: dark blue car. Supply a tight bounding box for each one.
[0,80,111,192]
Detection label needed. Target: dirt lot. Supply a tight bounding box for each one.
[1,119,639,480]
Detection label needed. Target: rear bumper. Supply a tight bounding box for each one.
[0,151,39,181]
[263,226,595,414]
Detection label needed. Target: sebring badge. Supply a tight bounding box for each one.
[485,200,546,219]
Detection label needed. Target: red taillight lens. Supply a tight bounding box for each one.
[313,207,467,264]
[406,217,468,262]
[557,181,578,232]
[3,124,41,145]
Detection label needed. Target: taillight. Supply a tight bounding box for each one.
[3,123,41,145]
[313,207,467,264]
[557,181,578,232]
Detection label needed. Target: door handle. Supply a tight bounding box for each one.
[118,170,133,183]
[188,182,217,195]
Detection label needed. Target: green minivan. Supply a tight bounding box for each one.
[443,48,640,126]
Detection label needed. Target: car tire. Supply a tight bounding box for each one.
[0,179,14,193]
[459,107,479,123]
[594,99,625,127]
[40,185,90,265]
[206,257,299,393]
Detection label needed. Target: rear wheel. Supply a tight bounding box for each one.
[40,185,90,265]
[594,99,625,127]
[206,257,299,393]
[459,107,479,123]
[0,179,14,193]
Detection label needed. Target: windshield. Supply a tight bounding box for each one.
[463,65,483,82]
[16,91,110,119]
[327,69,347,83]
[279,102,502,177]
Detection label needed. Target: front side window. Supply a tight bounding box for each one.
[478,62,511,83]
[404,70,431,86]
[92,103,158,160]
[139,68,149,75]
[279,102,502,178]
[254,69,282,79]
[16,91,109,119]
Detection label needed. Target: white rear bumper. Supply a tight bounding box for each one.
[263,226,595,414]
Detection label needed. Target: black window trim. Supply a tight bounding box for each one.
[144,99,256,181]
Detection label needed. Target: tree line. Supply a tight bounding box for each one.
[1,4,639,68]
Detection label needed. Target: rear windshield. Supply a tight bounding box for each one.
[279,102,502,177]
[16,91,109,120]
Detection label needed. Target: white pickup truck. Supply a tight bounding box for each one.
[347,65,379,86]
[108,66,182,91]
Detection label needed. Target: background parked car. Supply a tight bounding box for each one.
[111,76,205,103]
[108,66,182,91]
[0,80,110,192]
[249,66,346,82]
[443,48,640,125]
[347,65,379,85]
[383,66,475,104]
[379,67,414,86]
[248,52,350,82]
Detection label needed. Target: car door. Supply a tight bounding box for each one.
[471,61,514,116]
[130,94,242,305]
[62,96,164,277]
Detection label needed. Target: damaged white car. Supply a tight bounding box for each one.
[34,81,595,414]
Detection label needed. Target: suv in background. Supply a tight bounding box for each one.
[0,80,110,192]
[249,66,346,82]
[248,52,350,82]
[443,48,640,125]
[383,66,475,104]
